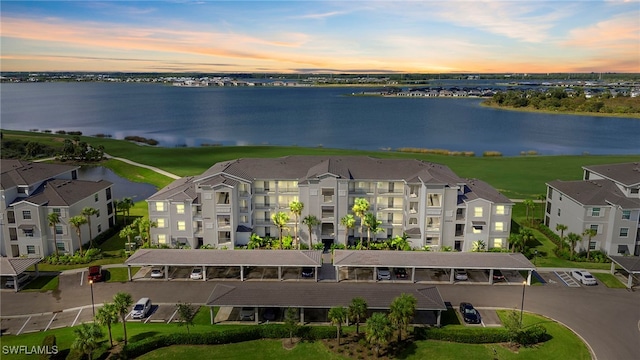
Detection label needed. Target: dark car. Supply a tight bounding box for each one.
[263,308,279,321]
[394,268,408,279]
[87,265,102,282]
[459,302,481,324]
[301,267,314,278]
[486,269,505,281]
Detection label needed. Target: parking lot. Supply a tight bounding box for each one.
[135,266,316,282]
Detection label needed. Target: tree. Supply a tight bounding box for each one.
[390,233,410,251]
[302,215,320,248]
[566,232,581,257]
[117,197,134,225]
[519,228,535,252]
[328,306,347,346]
[509,233,523,253]
[536,194,546,223]
[82,207,100,248]
[120,225,137,251]
[133,217,157,247]
[366,312,393,357]
[348,297,368,335]
[471,240,486,252]
[95,303,119,347]
[340,214,356,246]
[555,224,568,250]
[582,228,597,260]
[523,199,535,226]
[289,201,304,249]
[271,211,290,250]
[363,213,383,249]
[69,215,88,257]
[284,307,299,345]
[352,198,370,248]
[112,292,133,345]
[388,293,417,342]
[72,323,104,360]
[47,212,61,256]
[175,302,196,334]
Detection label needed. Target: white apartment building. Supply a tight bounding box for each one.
[147,156,512,251]
[1,160,114,257]
[546,162,640,256]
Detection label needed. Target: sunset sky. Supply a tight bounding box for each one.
[1,0,639,73]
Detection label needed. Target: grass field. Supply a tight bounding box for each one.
[21,275,59,292]
[592,272,627,288]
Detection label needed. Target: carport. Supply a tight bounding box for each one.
[205,281,446,326]
[608,255,640,289]
[124,249,323,281]
[333,250,536,285]
[0,257,42,292]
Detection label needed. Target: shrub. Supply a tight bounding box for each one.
[482,151,503,157]
[40,335,56,360]
[413,327,510,344]
[65,349,83,360]
[516,324,548,346]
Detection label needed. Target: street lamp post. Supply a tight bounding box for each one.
[89,279,95,318]
[520,280,526,326]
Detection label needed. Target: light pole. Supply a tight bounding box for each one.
[89,279,95,318]
[520,280,526,326]
[534,250,538,266]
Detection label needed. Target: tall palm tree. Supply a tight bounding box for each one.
[519,228,535,252]
[389,293,417,342]
[72,323,104,360]
[302,215,320,248]
[340,214,356,246]
[133,217,157,247]
[69,215,88,257]
[271,211,289,250]
[508,233,523,253]
[82,207,100,248]
[120,225,136,250]
[352,198,370,248]
[582,228,597,260]
[471,240,486,252]
[363,212,383,249]
[523,199,535,226]
[536,194,546,223]
[348,297,368,335]
[95,303,119,347]
[366,312,393,357]
[566,232,581,258]
[118,197,134,226]
[47,212,61,256]
[289,201,304,249]
[113,292,133,345]
[328,306,347,346]
[555,223,568,250]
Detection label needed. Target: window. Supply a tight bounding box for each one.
[495,205,505,215]
[619,228,629,237]
[155,202,165,212]
[27,245,36,254]
[177,221,186,231]
[158,234,166,244]
[591,208,600,217]
[7,211,15,224]
[493,238,503,249]
[590,224,599,232]
[631,188,639,194]
[97,225,101,233]
[217,192,230,204]
[473,226,482,234]
[559,194,562,201]
[546,202,551,214]
[557,209,561,216]
[240,215,249,223]
[106,187,112,200]
[494,222,504,232]
[622,210,631,220]
[589,241,596,250]
[157,218,165,228]
[53,208,61,215]
[94,193,99,202]
[176,204,185,214]
[409,202,418,213]
[24,229,34,237]
[547,188,552,200]
[409,218,418,225]
[474,207,483,217]
[22,210,32,220]
[426,217,440,230]
[56,242,65,251]
[427,193,441,207]
[55,225,63,235]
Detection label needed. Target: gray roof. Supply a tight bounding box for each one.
[462,178,512,204]
[125,249,322,267]
[13,179,112,207]
[333,250,535,270]
[147,176,197,202]
[0,257,42,276]
[1,160,78,190]
[547,179,640,209]
[584,162,640,187]
[608,255,640,274]
[206,282,446,310]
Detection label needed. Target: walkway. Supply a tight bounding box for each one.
[104,154,181,179]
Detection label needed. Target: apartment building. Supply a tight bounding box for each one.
[546,162,640,256]
[147,156,512,251]
[1,160,114,257]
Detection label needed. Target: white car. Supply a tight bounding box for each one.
[377,267,391,280]
[190,267,203,280]
[571,270,597,286]
[150,268,164,279]
[455,269,468,281]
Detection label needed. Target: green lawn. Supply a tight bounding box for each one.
[592,272,627,288]
[105,267,140,282]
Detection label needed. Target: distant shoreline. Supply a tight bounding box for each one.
[479,102,640,119]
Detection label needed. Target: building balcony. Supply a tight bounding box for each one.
[253,203,273,210]
[239,207,249,213]
[239,191,250,197]
[278,187,298,194]
[254,218,271,225]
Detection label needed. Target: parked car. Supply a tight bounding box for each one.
[377,267,391,280]
[572,270,597,286]
[150,267,164,279]
[455,269,468,281]
[485,269,505,281]
[459,302,481,324]
[394,268,408,279]
[6,273,30,288]
[87,265,102,282]
[131,298,152,319]
[190,267,203,280]
[240,307,256,321]
[263,308,278,321]
[301,267,314,278]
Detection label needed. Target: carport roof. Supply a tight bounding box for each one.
[125,249,322,267]
[206,282,446,310]
[333,250,535,270]
[0,257,42,276]
[608,255,640,274]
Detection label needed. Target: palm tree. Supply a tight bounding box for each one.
[112,292,133,345]
[348,297,368,335]
[352,198,370,248]
[389,293,417,342]
[519,228,535,252]
[340,214,356,246]
[582,228,597,260]
[566,232,581,258]
[471,240,486,252]
[95,303,119,347]
[390,233,410,251]
[82,207,100,248]
[133,217,157,247]
[328,306,347,346]
[302,215,320,248]
[271,211,289,250]
[118,197,134,225]
[536,194,546,223]
[508,233,523,253]
[366,312,393,357]
[555,223,568,250]
[72,323,104,360]
[363,213,384,249]
[523,199,535,226]
[289,201,304,249]
[47,212,61,256]
[69,215,88,257]
[120,225,137,251]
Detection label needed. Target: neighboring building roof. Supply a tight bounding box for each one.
[12,179,112,207]
[147,176,197,202]
[0,257,42,276]
[608,255,640,274]
[125,248,323,267]
[547,179,640,209]
[462,178,512,204]
[1,160,78,190]
[584,162,640,187]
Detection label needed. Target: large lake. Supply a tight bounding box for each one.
[1,82,638,155]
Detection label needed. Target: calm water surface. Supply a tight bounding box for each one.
[1,82,638,155]
[78,166,157,201]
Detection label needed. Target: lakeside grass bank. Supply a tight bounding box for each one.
[479,101,640,119]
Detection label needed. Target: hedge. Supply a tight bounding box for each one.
[413,327,510,344]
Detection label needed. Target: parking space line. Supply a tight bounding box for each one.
[44,313,57,332]
[80,271,84,286]
[167,309,178,323]
[17,316,31,335]
[71,308,82,327]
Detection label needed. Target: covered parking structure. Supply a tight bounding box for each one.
[124,249,323,282]
[608,255,640,289]
[206,281,447,326]
[0,257,42,292]
[333,250,536,285]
